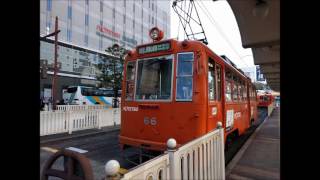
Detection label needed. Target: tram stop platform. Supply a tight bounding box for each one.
[226,107,280,180]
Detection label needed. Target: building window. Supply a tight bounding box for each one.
[85,14,89,26]
[47,0,52,11]
[67,29,72,42]
[133,3,135,13]
[152,3,154,11]
[100,1,103,12]
[152,17,154,24]
[85,0,88,5]
[68,6,72,19]
[46,22,51,32]
[85,35,88,46]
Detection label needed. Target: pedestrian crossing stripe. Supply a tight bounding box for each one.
[66,147,88,153]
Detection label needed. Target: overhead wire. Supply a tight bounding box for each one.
[196,0,250,68]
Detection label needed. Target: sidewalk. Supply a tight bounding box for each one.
[226,107,280,180]
[40,125,120,144]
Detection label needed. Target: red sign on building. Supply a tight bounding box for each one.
[96,25,120,38]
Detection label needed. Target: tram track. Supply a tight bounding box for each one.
[40,108,268,178]
[225,107,268,165]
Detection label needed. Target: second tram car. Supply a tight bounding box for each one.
[257,92,275,107]
[119,27,258,151]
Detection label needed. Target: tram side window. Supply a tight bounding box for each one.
[125,61,136,100]
[253,89,257,101]
[176,52,194,101]
[243,84,247,101]
[216,64,222,101]
[208,59,215,100]
[232,76,238,102]
[250,87,254,100]
[238,82,243,102]
[225,70,232,102]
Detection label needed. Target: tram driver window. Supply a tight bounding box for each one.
[125,61,136,100]
[208,59,215,100]
[176,52,194,101]
[135,55,173,100]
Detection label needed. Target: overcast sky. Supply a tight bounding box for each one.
[169,0,255,69]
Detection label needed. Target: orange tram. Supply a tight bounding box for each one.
[257,92,275,107]
[119,27,258,152]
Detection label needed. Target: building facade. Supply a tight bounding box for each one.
[40,0,171,101]
[241,65,267,84]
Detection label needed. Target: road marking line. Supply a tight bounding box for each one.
[41,147,59,153]
[66,147,88,153]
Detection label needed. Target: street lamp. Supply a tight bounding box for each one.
[105,44,128,108]
[41,16,61,110]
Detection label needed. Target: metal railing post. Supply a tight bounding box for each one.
[98,110,102,129]
[167,138,178,179]
[217,121,225,180]
[68,111,73,134]
[104,160,121,180]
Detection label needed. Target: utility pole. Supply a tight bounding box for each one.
[52,16,59,110]
[42,16,61,110]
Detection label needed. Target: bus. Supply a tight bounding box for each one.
[64,86,120,107]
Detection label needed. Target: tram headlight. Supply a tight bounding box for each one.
[149,27,164,41]
[150,29,159,39]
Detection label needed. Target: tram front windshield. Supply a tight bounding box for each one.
[135,55,173,100]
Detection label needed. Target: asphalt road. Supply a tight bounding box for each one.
[40,108,267,180]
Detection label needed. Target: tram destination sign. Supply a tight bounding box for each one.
[138,42,171,55]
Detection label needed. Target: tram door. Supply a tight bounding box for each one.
[207,58,223,131]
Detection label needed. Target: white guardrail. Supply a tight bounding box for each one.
[104,122,225,180]
[40,108,120,136]
[56,105,109,111]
